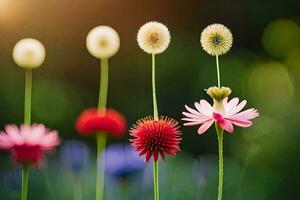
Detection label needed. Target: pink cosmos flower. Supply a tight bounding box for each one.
[182,97,259,134]
[0,124,60,165]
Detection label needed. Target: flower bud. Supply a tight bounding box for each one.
[206,86,232,101]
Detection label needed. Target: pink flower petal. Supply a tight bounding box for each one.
[219,120,234,133]
[197,120,214,135]
[5,125,23,145]
[227,118,253,127]
[199,100,213,116]
[0,133,14,148]
[184,105,201,115]
[230,108,259,120]
[40,131,60,150]
[183,121,206,126]
[226,100,247,116]
[224,98,239,115]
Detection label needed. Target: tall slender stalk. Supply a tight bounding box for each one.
[215,123,224,200]
[22,69,32,200]
[152,54,158,121]
[153,161,159,200]
[95,58,109,200]
[216,55,221,88]
[74,176,83,200]
[151,53,159,200]
[21,165,29,200]
[24,69,32,125]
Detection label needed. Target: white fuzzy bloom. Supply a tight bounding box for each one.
[137,21,171,54]
[200,24,233,56]
[13,38,46,69]
[86,26,120,59]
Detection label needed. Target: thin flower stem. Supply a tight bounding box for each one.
[215,123,224,200]
[21,165,29,200]
[216,55,221,88]
[74,176,83,200]
[152,54,159,121]
[24,69,32,125]
[98,58,109,110]
[153,160,159,200]
[22,69,32,200]
[152,54,159,200]
[95,58,109,200]
[96,134,106,200]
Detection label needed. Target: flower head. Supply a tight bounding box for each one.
[130,116,181,162]
[75,108,126,137]
[200,24,233,56]
[101,144,145,179]
[137,21,171,54]
[182,97,259,134]
[206,86,232,101]
[13,38,46,69]
[86,26,120,59]
[0,124,60,165]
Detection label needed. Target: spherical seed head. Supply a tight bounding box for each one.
[130,116,181,162]
[200,24,233,56]
[206,86,232,101]
[12,38,46,69]
[86,26,120,59]
[137,21,171,54]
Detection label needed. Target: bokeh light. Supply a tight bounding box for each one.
[262,19,300,58]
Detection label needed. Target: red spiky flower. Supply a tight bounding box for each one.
[75,108,126,137]
[130,116,182,162]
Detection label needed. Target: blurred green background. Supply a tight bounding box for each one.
[0,0,300,199]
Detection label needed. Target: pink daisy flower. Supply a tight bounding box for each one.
[0,124,60,165]
[182,97,259,134]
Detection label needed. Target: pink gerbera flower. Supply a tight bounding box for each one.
[0,124,60,165]
[182,97,259,134]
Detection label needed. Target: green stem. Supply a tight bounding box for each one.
[24,69,32,125]
[152,54,158,121]
[95,58,109,200]
[21,165,29,200]
[215,123,224,200]
[22,69,32,200]
[153,160,159,200]
[216,55,221,88]
[98,59,109,110]
[96,134,106,200]
[74,176,83,200]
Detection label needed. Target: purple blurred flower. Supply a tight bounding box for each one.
[102,144,145,179]
[60,140,90,174]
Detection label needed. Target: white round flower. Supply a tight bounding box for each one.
[13,38,46,69]
[86,26,120,59]
[137,21,171,54]
[200,24,233,56]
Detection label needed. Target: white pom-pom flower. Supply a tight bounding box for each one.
[86,26,120,59]
[200,24,233,56]
[13,38,46,69]
[137,21,171,54]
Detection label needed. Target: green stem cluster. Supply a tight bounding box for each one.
[95,58,109,200]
